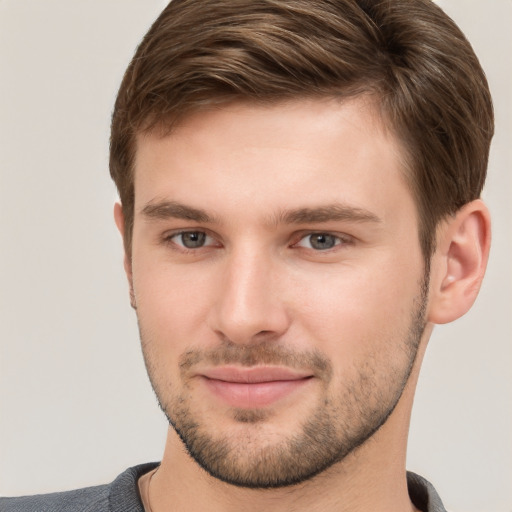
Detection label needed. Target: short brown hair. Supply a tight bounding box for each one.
[110,0,493,259]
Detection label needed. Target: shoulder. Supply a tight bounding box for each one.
[0,463,159,512]
[0,484,109,512]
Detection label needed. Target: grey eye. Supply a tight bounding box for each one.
[307,233,338,250]
[179,231,207,248]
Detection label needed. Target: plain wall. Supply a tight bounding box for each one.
[0,1,511,511]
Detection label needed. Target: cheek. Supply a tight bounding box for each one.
[290,256,423,357]
[133,262,215,351]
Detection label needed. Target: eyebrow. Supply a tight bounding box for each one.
[141,200,216,223]
[275,204,381,225]
[140,200,381,226]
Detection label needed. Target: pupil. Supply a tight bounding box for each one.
[182,232,206,248]
[310,233,336,250]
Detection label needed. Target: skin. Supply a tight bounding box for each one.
[115,97,490,512]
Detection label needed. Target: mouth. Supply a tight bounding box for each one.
[198,366,314,408]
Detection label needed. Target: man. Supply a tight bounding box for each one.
[1,0,494,511]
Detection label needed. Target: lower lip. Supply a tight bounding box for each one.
[202,377,312,408]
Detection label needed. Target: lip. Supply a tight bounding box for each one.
[201,366,312,383]
[199,366,313,408]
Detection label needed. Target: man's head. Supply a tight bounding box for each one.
[110,0,493,262]
[117,97,435,487]
[110,0,492,490]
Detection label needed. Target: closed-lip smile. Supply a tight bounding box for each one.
[198,366,314,408]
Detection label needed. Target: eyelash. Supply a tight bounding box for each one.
[162,229,354,254]
[292,232,353,251]
[163,230,219,252]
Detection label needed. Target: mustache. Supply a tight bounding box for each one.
[179,342,333,381]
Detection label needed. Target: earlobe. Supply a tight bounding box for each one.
[428,200,491,324]
[114,203,137,309]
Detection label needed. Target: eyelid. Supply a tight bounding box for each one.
[292,230,355,249]
[162,228,221,250]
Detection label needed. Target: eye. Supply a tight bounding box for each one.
[168,231,214,249]
[295,233,346,251]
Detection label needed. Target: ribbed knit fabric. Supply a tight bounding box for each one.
[0,462,157,512]
[408,471,448,512]
[0,465,446,512]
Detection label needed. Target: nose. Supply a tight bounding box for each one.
[207,247,291,345]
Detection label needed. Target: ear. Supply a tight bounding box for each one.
[114,202,136,309]
[428,199,491,324]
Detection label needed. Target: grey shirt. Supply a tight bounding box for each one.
[0,464,447,512]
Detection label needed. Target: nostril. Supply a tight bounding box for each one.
[211,328,285,347]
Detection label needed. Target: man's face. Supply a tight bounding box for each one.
[128,98,428,487]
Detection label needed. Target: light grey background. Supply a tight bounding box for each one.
[0,1,510,511]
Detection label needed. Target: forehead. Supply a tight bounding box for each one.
[132,97,413,224]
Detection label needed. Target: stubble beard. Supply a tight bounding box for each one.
[139,276,428,489]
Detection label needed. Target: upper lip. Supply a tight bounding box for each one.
[199,366,313,383]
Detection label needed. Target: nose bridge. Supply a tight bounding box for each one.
[210,241,289,344]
